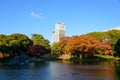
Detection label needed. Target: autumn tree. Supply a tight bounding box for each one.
[66,35,113,59]
[95,41,113,55]
[27,44,46,57]
[59,36,70,54]
[66,35,95,59]
[51,36,70,55]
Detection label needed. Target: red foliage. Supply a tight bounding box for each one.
[27,45,46,56]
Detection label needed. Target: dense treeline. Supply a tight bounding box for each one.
[0,33,50,58]
[1,29,120,60]
[51,30,120,59]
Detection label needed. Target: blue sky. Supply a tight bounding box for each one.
[0,0,120,43]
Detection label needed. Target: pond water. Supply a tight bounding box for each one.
[0,61,120,80]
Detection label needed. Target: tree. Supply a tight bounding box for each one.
[0,44,8,57]
[114,39,120,57]
[51,36,70,55]
[59,36,70,54]
[66,35,96,59]
[87,30,120,48]
[27,44,46,56]
[0,34,8,57]
[31,34,50,53]
[95,41,113,55]
[7,33,33,56]
[101,35,111,44]
[66,35,113,59]
[105,30,120,49]
[87,32,104,41]
[51,43,61,55]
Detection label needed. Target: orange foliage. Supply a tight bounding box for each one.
[59,36,70,54]
[59,36,70,48]
[0,52,4,58]
[66,35,113,58]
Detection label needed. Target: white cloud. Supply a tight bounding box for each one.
[30,12,44,19]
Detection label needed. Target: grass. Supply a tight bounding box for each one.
[95,54,120,60]
[67,54,120,62]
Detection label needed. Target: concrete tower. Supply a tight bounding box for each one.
[53,22,65,43]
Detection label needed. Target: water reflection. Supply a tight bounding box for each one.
[0,61,120,80]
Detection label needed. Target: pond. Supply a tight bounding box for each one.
[0,61,120,80]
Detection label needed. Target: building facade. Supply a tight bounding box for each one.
[53,22,65,43]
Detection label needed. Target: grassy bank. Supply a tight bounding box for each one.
[0,54,120,64]
[94,54,120,60]
[59,54,120,62]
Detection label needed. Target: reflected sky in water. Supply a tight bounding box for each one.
[0,61,120,80]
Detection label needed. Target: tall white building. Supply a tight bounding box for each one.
[53,22,65,43]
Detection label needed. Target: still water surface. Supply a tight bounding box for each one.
[0,61,120,80]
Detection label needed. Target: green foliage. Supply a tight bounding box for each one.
[105,30,120,45]
[0,44,8,57]
[0,33,33,57]
[87,30,120,54]
[95,54,120,60]
[0,34,8,45]
[51,36,70,56]
[114,39,120,57]
[0,29,120,59]
[0,34,8,57]
[31,34,50,53]
[87,32,104,41]
[9,33,33,55]
[51,43,61,55]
